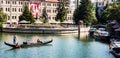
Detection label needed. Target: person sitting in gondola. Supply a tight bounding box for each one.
[37,39,43,44]
[15,43,20,48]
[23,41,28,45]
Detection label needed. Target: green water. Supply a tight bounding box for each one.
[0,33,114,58]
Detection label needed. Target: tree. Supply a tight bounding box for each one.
[73,0,97,25]
[19,5,35,23]
[101,3,120,23]
[41,7,48,23]
[55,2,68,22]
[0,9,7,22]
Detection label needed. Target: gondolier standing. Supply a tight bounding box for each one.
[13,34,16,44]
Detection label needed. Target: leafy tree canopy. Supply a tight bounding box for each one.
[55,2,68,22]
[101,3,120,23]
[0,9,7,22]
[19,5,35,23]
[41,7,48,23]
[73,0,97,25]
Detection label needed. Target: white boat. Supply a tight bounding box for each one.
[93,28,110,41]
[109,39,120,58]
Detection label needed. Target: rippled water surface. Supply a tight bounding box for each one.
[0,33,115,58]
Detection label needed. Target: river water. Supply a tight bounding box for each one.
[0,33,114,58]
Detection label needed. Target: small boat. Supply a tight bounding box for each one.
[4,39,53,48]
[93,28,110,41]
[109,39,120,58]
[89,27,96,36]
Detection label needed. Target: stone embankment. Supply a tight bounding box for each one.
[2,24,90,34]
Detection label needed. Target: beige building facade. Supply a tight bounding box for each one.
[0,0,74,24]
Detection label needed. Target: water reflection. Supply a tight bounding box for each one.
[0,33,115,58]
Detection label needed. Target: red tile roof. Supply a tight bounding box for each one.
[46,0,58,2]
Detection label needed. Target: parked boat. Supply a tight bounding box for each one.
[89,27,96,36]
[93,28,110,41]
[4,39,53,48]
[109,39,120,58]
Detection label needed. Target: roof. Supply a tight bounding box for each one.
[45,0,58,2]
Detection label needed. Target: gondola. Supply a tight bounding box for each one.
[4,39,53,48]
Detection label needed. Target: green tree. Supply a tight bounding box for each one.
[55,2,68,22]
[101,3,120,23]
[0,9,7,22]
[73,0,97,25]
[19,5,35,23]
[41,7,48,23]
[0,8,7,31]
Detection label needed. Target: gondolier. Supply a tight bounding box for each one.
[13,34,16,44]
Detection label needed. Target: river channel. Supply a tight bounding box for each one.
[0,33,115,58]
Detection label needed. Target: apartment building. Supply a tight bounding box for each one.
[0,0,74,24]
[93,0,115,18]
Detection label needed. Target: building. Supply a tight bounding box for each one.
[93,0,116,18]
[0,0,74,24]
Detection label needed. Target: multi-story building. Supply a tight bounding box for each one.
[93,0,116,18]
[0,0,74,24]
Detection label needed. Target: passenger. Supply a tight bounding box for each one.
[23,41,28,44]
[15,43,20,48]
[37,39,43,43]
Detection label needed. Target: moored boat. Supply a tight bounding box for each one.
[109,39,120,58]
[93,28,110,41]
[4,39,53,48]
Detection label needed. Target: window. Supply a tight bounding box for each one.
[12,1,14,4]
[12,16,14,19]
[21,8,22,12]
[15,8,16,12]
[6,8,7,11]
[1,1,3,4]
[19,8,20,12]
[52,17,54,19]
[15,1,16,4]
[12,8,14,12]
[8,8,10,11]
[6,1,7,4]
[55,10,57,13]
[19,2,20,5]
[47,3,51,6]
[21,2,23,4]
[8,1,10,4]
[99,2,101,5]
[25,2,27,5]
[47,10,51,13]
[15,16,16,19]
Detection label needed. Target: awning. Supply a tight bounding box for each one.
[34,20,43,23]
[49,20,60,23]
[112,23,120,29]
[115,28,120,31]
[19,20,30,23]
